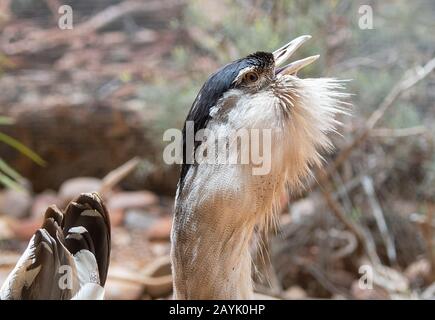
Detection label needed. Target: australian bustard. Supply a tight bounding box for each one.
[171,35,349,299]
[0,36,347,300]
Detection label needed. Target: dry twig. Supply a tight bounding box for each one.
[322,56,435,181]
[314,57,435,264]
[423,203,435,281]
[1,0,185,55]
[44,0,62,20]
[100,157,141,196]
[319,178,382,265]
[361,175,397,265]
[371,126,427,137]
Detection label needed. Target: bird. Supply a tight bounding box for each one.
[171,35,349,299]
[0,192,111,300]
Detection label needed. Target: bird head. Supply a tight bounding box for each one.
[180,35,349,192]
[173,36,349,299]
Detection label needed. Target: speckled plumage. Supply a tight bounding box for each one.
[171,37,350,299]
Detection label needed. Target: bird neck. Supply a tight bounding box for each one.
[171,202,257,299]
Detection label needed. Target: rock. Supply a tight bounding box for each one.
[149,242,171,257]
[0,217,14,240]
[404,259,431,288]
[421,282,435,299]
[0,266,14,290]
[109,208,125,227]
[0,189,32,218]
[284,286,307,299]
[0,252,21,266]
[107,191,159,211]
[148,216,173,241]
[279,212,292,226]
[58,177,102,203]
[254,293,278,300]
[142,256,173,298]
[290,197,317,223]
[8,218,42,241]
[124,209,158,230]
[104,277,144,300]
[31,190,61,219]
[0,102,177,194]
[350,281,390,299]
[105,259,174,300]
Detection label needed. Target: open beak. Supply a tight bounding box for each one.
[273,35,319,76]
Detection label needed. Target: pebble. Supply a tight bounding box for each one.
[0,189,32,219]
[107,191,159,211]
[124,209,158,230]
[58,177,102,203]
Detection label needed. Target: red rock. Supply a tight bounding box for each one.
[0,217,14,240]
[8,217,42,241]
[147,216,172,241]
[350,281,390,299]
[107,191,159,211]
[109,208,125,227]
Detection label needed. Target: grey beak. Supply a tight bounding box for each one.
[273,35,319,75]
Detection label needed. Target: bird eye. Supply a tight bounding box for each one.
[244,71,259,83]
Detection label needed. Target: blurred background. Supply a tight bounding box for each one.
[0,0,434,299]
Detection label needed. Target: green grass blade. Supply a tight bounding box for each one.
[0,158,25,182]
[0,132,46,166]
[0,116,14,125]
[0,172,25,192]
